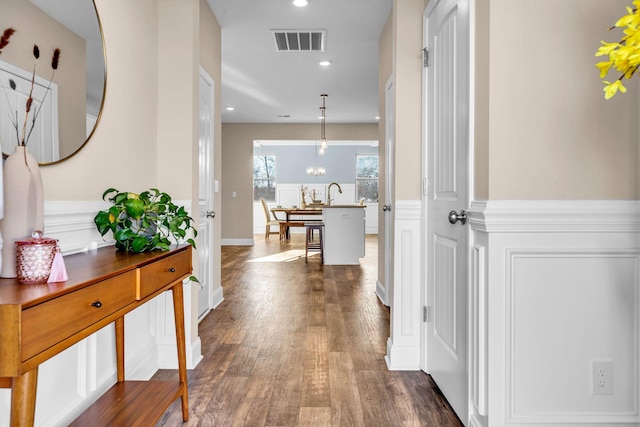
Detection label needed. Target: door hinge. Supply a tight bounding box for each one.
[423,47,429,67]
[423,306,431,322]
[423,178,431,195]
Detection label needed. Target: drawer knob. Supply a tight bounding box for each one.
[91,301,103,308]
[169,267,176,273]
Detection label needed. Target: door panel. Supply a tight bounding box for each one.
[197,70,214,320]
[434,234,458,358]
[382,77,394,307]
[425,0,469,422]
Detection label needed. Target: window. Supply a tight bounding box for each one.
[253,155,277,201]
[356,154,379,202]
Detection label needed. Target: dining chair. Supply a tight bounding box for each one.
[260,198,282,240]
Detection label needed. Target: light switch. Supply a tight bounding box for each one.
[214,180,219,192]
[232,191,237,198]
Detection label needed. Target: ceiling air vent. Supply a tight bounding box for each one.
[272,30,326,52]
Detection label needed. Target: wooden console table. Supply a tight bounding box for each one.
[0,245,192,426]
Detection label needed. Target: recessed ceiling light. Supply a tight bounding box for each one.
[375,116,380,120]
[292,0,308,7]
[225,107,235,111]
[319,60,331,67]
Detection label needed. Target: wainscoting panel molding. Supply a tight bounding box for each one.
[0,200,203,426]
[466,200,640,427]
[386,200,422,370]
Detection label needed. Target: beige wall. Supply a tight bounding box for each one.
[386,0,640,202]
[199,0,223,298]
[157,0,199,200]
[157,0,200,340]
[221,123,378,239]
[392,0,424,200]
[1,0,86,159]
[473,0,490,199]
[42,0,160,199]
[479,0,639,200]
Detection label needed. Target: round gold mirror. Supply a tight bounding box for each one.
[0,0,106,166]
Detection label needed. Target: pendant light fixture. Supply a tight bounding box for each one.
[306,139,326,176]
[319,93,328,155]
[307,94,327,176]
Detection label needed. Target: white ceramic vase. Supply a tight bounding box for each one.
[0,146,44,278]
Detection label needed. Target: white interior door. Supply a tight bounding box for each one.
[198,69,215,320]
[382,77,394,307]
[0,59,59,163]
[424,0,470,421]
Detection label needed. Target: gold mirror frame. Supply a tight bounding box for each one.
[1,0,107,166]
[43,0,107,166]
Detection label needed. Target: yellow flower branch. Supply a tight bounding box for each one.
[596,1,640,99]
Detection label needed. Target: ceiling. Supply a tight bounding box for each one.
[207,0,392,124]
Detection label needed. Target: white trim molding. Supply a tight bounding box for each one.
[376,280,388,306]
[466,200,640,427]
[385,200,422,370]
[467,200,640,233]
[44,200,113,254]
[222,238,254,246]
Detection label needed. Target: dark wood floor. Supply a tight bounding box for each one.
[154,233,462,426]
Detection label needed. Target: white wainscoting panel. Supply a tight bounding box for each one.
[466,200,640,427]
[0,200,203,427]
[385,200,422,370]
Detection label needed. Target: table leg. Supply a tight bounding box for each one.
[286,213,291,239]
[171,283,189,421]
[115,317,125,383]
[11,367,38,427]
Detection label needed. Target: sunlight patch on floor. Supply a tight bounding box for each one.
[247,250,319,263]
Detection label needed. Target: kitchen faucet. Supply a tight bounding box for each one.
[326,182,342,206]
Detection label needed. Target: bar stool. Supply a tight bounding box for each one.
[305,222,323,263]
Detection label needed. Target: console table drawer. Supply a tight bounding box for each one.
[137,249,191,299]
[21,271,137,361]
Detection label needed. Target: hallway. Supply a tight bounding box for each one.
[155,234,462,426]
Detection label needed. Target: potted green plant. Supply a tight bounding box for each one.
[94,188,197,253]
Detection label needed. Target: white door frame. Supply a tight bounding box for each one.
[197,66,215,321]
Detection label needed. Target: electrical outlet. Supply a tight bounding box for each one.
[592,360,614,395]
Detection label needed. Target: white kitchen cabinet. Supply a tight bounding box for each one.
[322,206,365,265]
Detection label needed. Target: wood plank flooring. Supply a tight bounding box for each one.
[154,234,462,426]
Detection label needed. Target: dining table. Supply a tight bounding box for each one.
[270,206,323,239]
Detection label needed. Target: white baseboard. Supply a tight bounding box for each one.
[376,280,388,306]
[222,238,254,246]
[157,336,203,371]
[211,285,224,308]
[385,337,420,371]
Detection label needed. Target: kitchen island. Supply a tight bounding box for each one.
[322,205,366,265]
